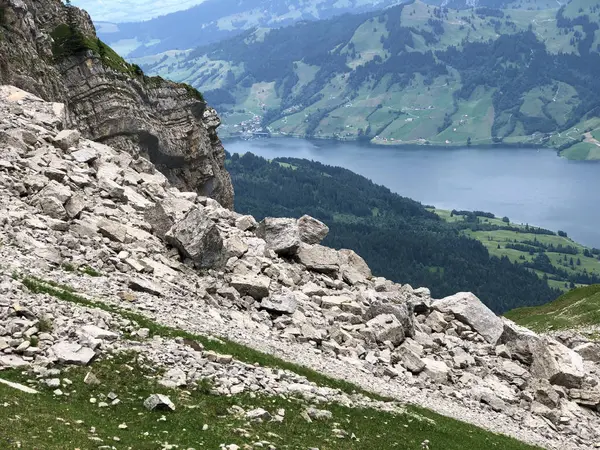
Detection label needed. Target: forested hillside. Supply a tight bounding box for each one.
[226,152,562,313]
[134,0,600,160]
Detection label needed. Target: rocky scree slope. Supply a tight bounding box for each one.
[0,0,233,208]
[1,86,600,449]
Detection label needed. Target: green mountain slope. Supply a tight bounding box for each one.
[135,0,600,160]
[226,151,564,314]
[506,284,600,333]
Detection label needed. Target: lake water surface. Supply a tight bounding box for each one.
[224,138,600,248]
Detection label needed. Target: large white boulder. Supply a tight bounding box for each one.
[432,292,503,345]
[256,217,301,255]
[366,314,405,346]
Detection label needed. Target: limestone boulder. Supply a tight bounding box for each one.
[393,346,425,373]
[364,301,414,338]
[260,291,298,314]
[421,358,450,383]
[50,342,95,365]
[499,318,541,365]
[231,275,271,300]
[296,244,339,272]
[256,217,301,255]
[573,342,600,363]
[531,337,585,389]
[338,249,372,285]
[297,214,329,244]
[432,292,503,345]
[366,314,405,346]
[166,208,224,269]
[53,129,80,150]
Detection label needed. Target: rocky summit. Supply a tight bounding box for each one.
[1,85,600,449]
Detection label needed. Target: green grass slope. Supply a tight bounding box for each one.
[505,284,600,333]
[134,0,600,160]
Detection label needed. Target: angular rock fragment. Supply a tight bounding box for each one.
[230,275,271,300]
[297,215,329,244]
[50,342,95,365]
[53,129,80,150]
[166,208,224,269]
[296,244,339,272]
[129,277,163,297]
[366,314,405,346]
[260,292,298,314]
[531,337,585,389]
[256,217,301,255]
[144,394,175,411]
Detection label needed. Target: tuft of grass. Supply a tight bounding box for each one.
[505,284,600,333]
[29,336,39,347]
[79,265,101,277]
[197,377,214,395]
[0,348,542,450]
[37,317,54,333]
[61,263,76,272]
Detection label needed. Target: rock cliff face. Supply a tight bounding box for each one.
[1,87,600,449]
[0,0,233,208]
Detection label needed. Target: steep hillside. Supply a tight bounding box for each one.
[136,0,600,159]
[431,209,600,291]
[1,81,599,450]
[226,152,562,313]
[0,0,233,207]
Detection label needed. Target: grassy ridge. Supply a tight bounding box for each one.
[505,284,600,333]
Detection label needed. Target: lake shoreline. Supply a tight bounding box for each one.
[223,137,600,248]
[223,134,571,156]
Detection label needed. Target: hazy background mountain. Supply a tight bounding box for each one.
[89,0,561,57]
[71,0,208,22]
[130,0,600,159]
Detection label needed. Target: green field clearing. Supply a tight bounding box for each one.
[435,87,495,145]
[561,142,600,161]
[431,209,600,291]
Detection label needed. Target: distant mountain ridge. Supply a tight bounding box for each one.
[95,0,561,57]
[133,0,600,160]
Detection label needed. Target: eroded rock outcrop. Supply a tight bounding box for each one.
[0,0,233,208]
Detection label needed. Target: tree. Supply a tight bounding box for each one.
[502,216,510,223]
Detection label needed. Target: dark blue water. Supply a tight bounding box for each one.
[225,138,600,248]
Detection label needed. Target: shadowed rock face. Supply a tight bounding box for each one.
[0,0,234,208]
